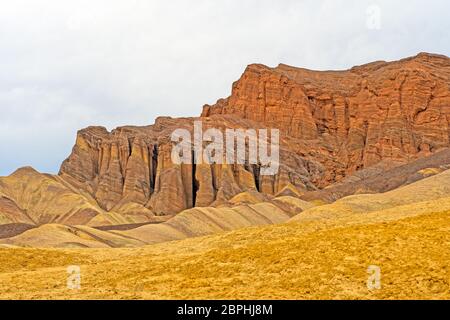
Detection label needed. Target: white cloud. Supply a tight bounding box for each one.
[0,0,448,175]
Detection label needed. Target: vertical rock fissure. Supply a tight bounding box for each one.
[192,163,199,207]
[253,164,261,192]
[150,144,158,192]
[192,151,199,207]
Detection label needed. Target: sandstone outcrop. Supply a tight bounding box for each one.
[1,52,449,225]
[59,116,323,215]
[203,53,450,184]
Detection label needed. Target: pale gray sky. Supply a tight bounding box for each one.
[0,0,449,175]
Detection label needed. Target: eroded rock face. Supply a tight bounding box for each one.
[57,53,449,216]
[2,52,447,230]
[202,53,450,183]
[59,116,323,215]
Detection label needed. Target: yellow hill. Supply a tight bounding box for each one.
[0,224,146,248]
[0,167,158,227]
[0,208,448,299]
[85,202,157,227]
[291,168,450,224]
[228,190,269,205]
[119,198,304,244]
[0,195,309,247]
[0,167,104,225]
[0,170,449,299]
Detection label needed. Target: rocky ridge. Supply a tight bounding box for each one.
[1,52,449,228]
[203,53,450,184]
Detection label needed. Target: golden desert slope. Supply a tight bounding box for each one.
[0,169,449,299]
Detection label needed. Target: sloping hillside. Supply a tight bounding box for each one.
[0,206,448,299]
[0,167,160,233]
[0,195,310,247]
[0,224,146,248]
[120,195,310,244]
[302,148,450,203]
[0,167,105,225]
[0,169,449,299]
[292,168,450,224]
[3,169,450,248]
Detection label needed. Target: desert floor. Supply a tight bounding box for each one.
[0,209,449,300]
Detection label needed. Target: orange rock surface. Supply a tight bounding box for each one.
[2,53,449,220]
[203,53,450,183]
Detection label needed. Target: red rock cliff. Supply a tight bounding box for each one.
[203,53,450,181]
[59,53,450,215]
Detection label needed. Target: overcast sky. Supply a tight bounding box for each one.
[0,0,448,175]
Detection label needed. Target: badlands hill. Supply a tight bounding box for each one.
[0,168,449,299]
[2,160,450,249]
[0,195,311,248]
[0,52,449,246]
[0,53,449,299]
